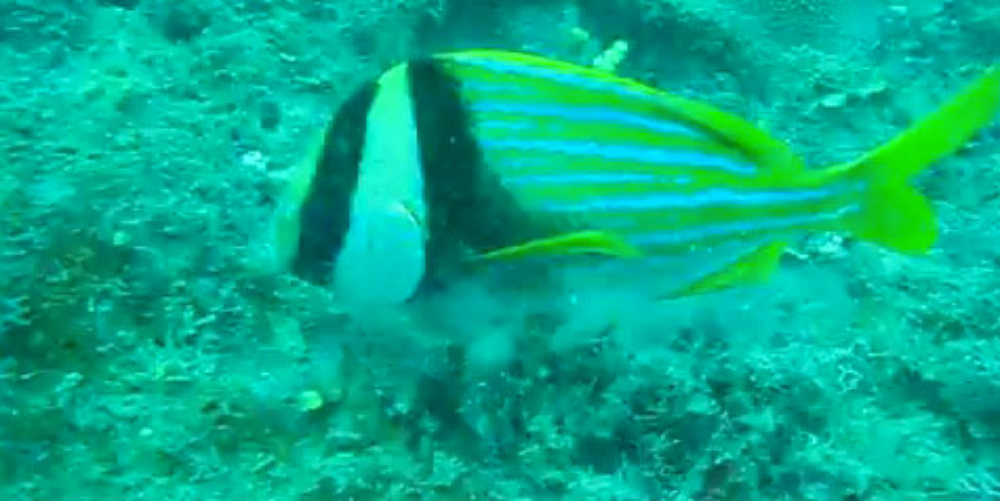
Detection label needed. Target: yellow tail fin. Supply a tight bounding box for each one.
[840,66,1000,254]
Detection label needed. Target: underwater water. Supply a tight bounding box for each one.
[2,0,1000,499]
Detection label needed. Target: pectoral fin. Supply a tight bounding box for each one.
[662,241,786,300]
[474,230,642,261]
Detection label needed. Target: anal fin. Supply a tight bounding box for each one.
[474,230,642,261]
[662,241,787,300]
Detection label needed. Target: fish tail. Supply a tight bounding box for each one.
[835,66,1000,254]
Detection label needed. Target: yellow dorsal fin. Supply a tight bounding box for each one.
[473,230,642,261]
[440,49,803,175]
[662,241,787,300]
[469,50,804,173]
[657,94,804,175]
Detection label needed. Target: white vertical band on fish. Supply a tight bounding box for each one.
[333,63,428,306]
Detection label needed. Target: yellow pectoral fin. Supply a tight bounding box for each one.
[474,230,643,261]
[662,241,787,300]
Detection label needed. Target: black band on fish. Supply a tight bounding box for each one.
[293,83,376,285]
[408,58,552,275]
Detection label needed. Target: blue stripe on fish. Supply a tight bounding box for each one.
[480,139,757,174]
[489,155,697,184]
[629,205,861,246]
[476,120,536,132]
[537,185,855,212]
[500,172,659,186]
[507,170,696,186]
[487,156,696,184]
[460,81,538,95]
[469,100,704,138]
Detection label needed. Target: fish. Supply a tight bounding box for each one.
[269,49,1000,306]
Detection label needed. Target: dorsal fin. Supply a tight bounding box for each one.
[652,93,804,176]
[437,50,803,176]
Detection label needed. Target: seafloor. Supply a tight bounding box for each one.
[2,0,1000,499]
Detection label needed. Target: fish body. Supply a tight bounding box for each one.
[271,50,1000,305]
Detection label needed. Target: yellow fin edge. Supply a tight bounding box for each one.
[473,230,642,262]
[662,241,787,300]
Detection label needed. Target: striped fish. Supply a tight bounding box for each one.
[271,50,1000,304]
